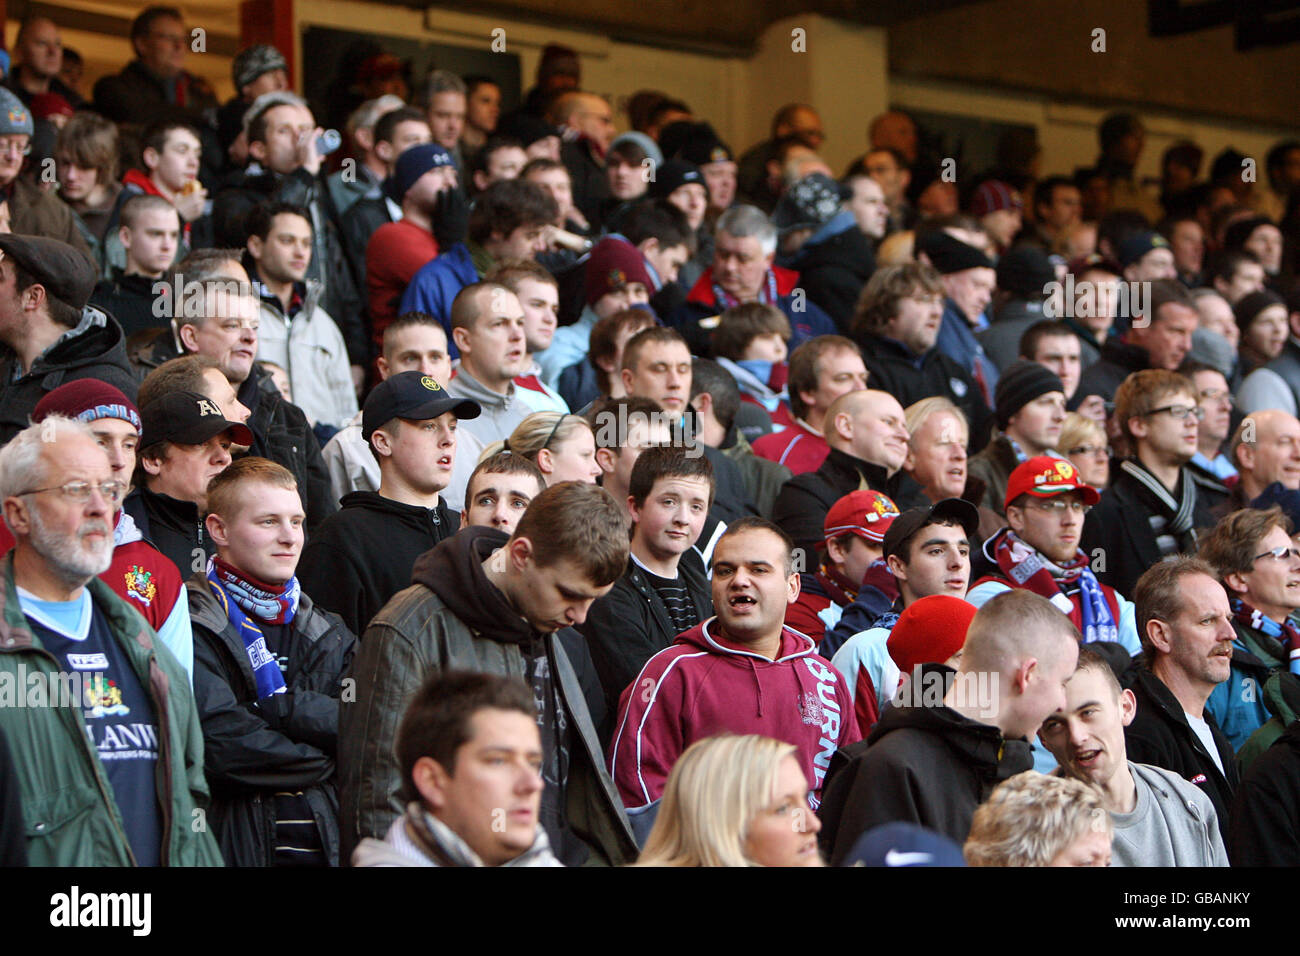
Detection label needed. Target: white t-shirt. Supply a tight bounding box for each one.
[1184,711,1225,775]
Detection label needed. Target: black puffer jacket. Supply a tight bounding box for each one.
[298,491,459,638]
[187,573,355,867]
[789,225,876,332]
[817,662,1033,865]
[338,527,636,866]
[0,306,138,443]
[237,363,338,536]
[578,556,714,726]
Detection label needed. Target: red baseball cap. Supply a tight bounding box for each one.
[1004,455,1100,511]
[822,490,900,547]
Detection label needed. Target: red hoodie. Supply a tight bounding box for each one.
[608,618,860,811]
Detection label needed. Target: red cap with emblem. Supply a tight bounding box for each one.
[1004,455,1100,510]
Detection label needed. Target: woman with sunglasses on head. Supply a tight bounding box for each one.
[480,411,602,486]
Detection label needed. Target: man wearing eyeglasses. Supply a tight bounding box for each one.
[1081,369,1217,600]
[298,371,479,638]
[91,6,217,132]
[1198,507,1300,751]
[0,380,197,683]
[969,456,1141,656]
[0,416,222,866]
[0,89,90,256]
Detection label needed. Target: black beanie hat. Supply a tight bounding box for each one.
[648,159,706,200]
[996,245,1056,299]
[916,231,994,274]
[995,360,1064,429]
[1233,289,1285,329]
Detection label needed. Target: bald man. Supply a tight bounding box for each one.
[1230,409,1300,506]
[869,111,917,165]
[772,389,910,557]
[7,17,84,108]
[552,91,616,226]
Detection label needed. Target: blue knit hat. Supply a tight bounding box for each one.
[384,143,456,202]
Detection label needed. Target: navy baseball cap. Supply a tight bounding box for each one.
[362,371,480,441]
[842,822,967,867]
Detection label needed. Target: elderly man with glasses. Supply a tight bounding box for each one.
[1081,369,1218,600]
[0,415,222,865]
[969,455,1142,656]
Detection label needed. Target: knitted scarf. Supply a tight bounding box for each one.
[1231,598,1300,675]
[206,557,299,699]
[712,270,780,310]
[1120,458,1198,553]
[991,528,1118,643]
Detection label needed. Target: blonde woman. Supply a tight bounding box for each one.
[635,735,823,867]
[1059,412,1110,491]
[964,771,1112,867]
[479,411,601,485]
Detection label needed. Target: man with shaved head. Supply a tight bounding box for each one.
[551,91,616,227]
[1230,410,1300,507]
[772,389,910,557]
[818,589,1080,863]
[442,282,532,510]
[6,17,84,108]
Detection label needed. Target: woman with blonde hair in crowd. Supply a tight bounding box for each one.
[964,771,1112,867]
[480,411,602,485]
[635,734,823,867]
[1059,412,1111,491]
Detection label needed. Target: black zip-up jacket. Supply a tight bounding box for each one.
[237,363,338,536]
[854,330,993,450]
[578,556,714,729]
[124,486,212,579]
[1228,719,1300,865]
[0,306,139,443]
[817,662,1033,865]
[297,491,459,639]
[1123,663,1238,844]
[771,448,895,558]
[91,270,166,338]
[187,572,355,867]
[338,527,636,865]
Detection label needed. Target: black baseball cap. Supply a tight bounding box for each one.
[141,391,254,448]
[882,498,980,561]
[362,371,481,441]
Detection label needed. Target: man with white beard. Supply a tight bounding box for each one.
[0,417,219,865]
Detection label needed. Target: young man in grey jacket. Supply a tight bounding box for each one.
[1039,646,1228,867]
[352,670,561,867]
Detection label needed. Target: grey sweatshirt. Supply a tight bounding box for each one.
[1110,762,1229,867]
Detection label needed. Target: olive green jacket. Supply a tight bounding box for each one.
[0,552,223,866]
